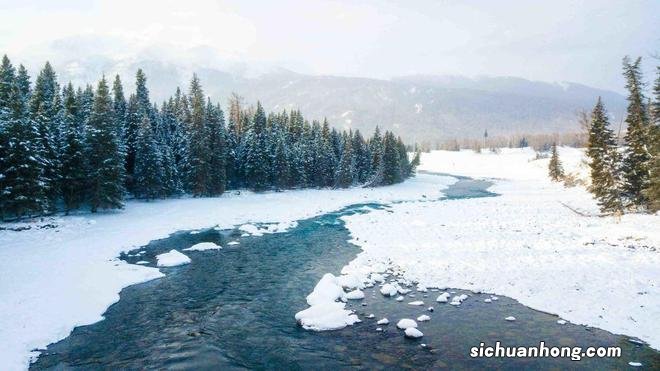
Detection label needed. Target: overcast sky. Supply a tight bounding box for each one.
[0,0,658,93]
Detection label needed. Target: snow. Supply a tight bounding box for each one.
[557,320,567,325]
[377,318,389,325]
[336,148,659,349]
[294,273,359,331]
[408,301,424,306]
[156,250,191,267]
[628,362,642,367]
[396,319,417,329]
[379,283,398,297]
[345,289,365,300]
[228,241,240,246]
[417,315,431,322]
[0,174,453,371]
[404,327,424,338]
[183,242,222,251]
[505,316,516,322]
[436,292,450,302]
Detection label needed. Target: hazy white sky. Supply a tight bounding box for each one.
[0,0,657,92]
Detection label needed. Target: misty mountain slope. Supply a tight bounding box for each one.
[54,59,627,142]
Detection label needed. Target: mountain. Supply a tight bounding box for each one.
[50,58,627,143]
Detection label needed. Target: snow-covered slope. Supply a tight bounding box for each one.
[337,148,660,348]
[0,174,454,371]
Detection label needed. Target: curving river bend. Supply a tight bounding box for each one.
[31,177,659,370]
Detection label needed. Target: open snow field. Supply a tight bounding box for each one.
[0,175,453,371]
[332,147,660,349]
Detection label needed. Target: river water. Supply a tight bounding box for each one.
[31,177,659,370]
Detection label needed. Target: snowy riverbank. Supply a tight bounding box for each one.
[0,174,455,371]
[331,147,659,349]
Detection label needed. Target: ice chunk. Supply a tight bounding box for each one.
[183,242,222,251]
[228,241,240,246]
[156,250,191,267]
[628,362,642,367]
[396,296,404,302]
[345,289,365,300]
[135,261,149,265]
[436,292,450,302]
[377,318,389,325]
[557,320,567,325]
[380,283,398,297]
[408,301,424,306]
[405,328,424,338]
[396,318,417,329]
[505,316,516,321]
[294,273,358,331]
[417,315,431,322]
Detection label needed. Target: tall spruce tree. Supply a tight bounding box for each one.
[133,116,163,199]
[243,102,270,190]
[206,101,227,195]
[335,133,355,188]
[587,98,623,213]
[621,57,651,207]
[381,131,403,185]
[187,74,210,196]
[368,126,384,185]
[643,66,660,212]
[60,83,87,212]
[548,142,565,182]
[1,57,47,218]
[30,62,61,209]
[86,77,125,212]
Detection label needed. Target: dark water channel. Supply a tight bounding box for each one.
[31,177,659,370]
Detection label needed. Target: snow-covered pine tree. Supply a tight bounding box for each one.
[621,57,651,208]
[381,131,403,185]
[548,142,565,182]
[133,115,163,199]
[335,132,355,188]
[60,83,87,212]
[351,129,371,184]
[587,98,624,213]
[30,62,62,209]
[187,74,210,196]
[270,121,292,190]
[86,77,125,212]
[0,57,47,218]
[205,101,227,195]
[243,102,270,190]
[396,136,412,178]
[643,66,660,212]
[368,126,384,185]
[225,93,244,189]
[157,100,184,196]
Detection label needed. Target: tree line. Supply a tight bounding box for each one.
[0,55,419,220]
[548,56,659,214]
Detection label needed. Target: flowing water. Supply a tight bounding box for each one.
[31,178,659,370]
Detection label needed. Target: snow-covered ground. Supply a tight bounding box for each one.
[0,174,453,371]
[334,147,659,349]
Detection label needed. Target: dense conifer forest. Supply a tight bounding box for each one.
[0,56,419,220]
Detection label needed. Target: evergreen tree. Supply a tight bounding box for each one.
[381,131,403,185]
[335,133,355,188]
[548,142,565,182]
[0,57,47,218]
[30,62,61,209]
[133,116,163,199]
[60,83,87,212]
[86,77,124,212]
[187,74,209,196]
[368,126,384,185]
[351,130,371,183]
[621,57,651,207]
[206,101,227,195]
[643,66,660,212]
[587,98,623,213]
[243,102,270,190]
